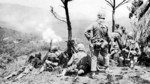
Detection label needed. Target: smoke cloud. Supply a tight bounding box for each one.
[42,28,62,43]
[0,3,62,43]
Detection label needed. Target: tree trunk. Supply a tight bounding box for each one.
[64,2,72,58]
[112,9,115,32]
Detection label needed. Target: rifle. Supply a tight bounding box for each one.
[71,40,78,54]
[127,48,131,60]
[49,40,53,53]
[42,40,53,64]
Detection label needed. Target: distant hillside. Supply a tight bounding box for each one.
[0,26,39,43]
[0,3,132,41]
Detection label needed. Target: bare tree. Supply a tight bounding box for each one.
[105,0,130,32]
[50,0,73,57]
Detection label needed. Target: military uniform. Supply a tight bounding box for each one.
[109,25,127,50]
[121,39,141,67]
[110,41,121,65]
[144,42,150,56]
[59,44,90,76]
[4,54,40,80]
[40,51,61,72]
[4,63,33,80]
[85,18,110,72]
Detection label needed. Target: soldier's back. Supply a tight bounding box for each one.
[92,22,108,40]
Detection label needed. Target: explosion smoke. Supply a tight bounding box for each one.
[0,3,63,43]
[42,28,62,43]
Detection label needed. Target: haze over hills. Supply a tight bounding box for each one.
[0,3,132,42]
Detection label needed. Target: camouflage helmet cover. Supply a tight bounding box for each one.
[51,46,59,52]
[76,43,85,51]
[97,10,106,19]
[127,31,134,39]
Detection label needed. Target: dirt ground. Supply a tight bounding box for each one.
[1,66,150,84]
[1,53,150,84]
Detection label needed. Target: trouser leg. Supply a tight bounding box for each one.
[91,50,99,71]
[15,69,29,80]
[119,56,124,66]
[4,72,18,79]
[100,47,109,67]
[131,56,138,67]
[104,54,110,67]
[40,63,46,72]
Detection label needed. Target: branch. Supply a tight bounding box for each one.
[68,0,73,2]
[61,0,65,4]
[61,0,72,4]
[59,5,65,8]
[115,0,130,9]
[105,0,113,8]
[110,0,113,3]
[50,6,67,23]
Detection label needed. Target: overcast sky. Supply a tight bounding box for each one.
[0,0,131,21]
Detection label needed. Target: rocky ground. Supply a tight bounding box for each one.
[1,27,150,84]
[1,53,150,84]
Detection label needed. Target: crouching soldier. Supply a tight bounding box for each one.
[109,27,124,66]
[120,32,141,68]
[59,43,91,76]
[40,46,62,73]
[110,41,121,66]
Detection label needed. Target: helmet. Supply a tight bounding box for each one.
[97,10,106,19]
[145,47,150,55]
[121,26,126,31]
[115,24,120,29]
[51,46,59,53]
[127,31,134,39]
[112,42,119,48]
[114,28,123,36]
[76,43,85,51]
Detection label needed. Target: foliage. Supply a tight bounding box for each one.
[105,0,130,32]
[129,0,150,51]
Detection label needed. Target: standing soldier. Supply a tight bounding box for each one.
[84,10,110,78]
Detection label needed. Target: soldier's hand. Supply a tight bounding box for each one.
[89,44,93,48]
[130,51,136,55]
[123,48,128,52]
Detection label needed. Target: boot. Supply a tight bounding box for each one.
[91,71,98,79]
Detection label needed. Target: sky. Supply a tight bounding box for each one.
[0,0,135,42]
[0,0,131,21]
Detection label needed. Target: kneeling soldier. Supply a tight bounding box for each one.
[120,32,141,68]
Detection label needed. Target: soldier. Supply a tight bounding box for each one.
[110,41,121,66]
[4,55,35,80]
[84,11,110,78]
[120,32,141,68]
[109,25,127,66]
[140,41,150,66]
[58,43,91,76]
[111,24,127,50]
[32,53,42,68]
[40,46,62,73]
